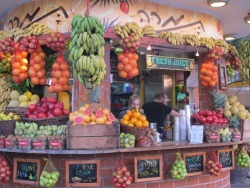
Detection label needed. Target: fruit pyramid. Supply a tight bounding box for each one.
[69,103,115,125]
[224,95,250,120]
[120,108,149,128]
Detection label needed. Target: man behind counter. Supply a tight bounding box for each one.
[142,91,181,133]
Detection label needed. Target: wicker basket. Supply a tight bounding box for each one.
[4,107,28,118]
[120,123,148,139]
[0,120,16,136]
[20,116,69,126]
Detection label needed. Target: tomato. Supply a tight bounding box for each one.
[12,62,20,69]
[19,73,27,81]
[51,78,59,85]
[36,71,45,79]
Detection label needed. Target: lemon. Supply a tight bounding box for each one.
[18,95,28,103]
[24,91,33,100]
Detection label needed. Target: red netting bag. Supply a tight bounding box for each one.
[39,158,60,187]
[112,159,132,187]
[0,155,11,184]
[236,145,250,168]
[171,152,187,179]
[205,150,222,176]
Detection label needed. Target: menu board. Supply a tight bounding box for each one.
[183,152,206,176]
[13,158,40,185]
[110,50,137,83]
[217,149,235,171]
[65,160,101,187]
[134,155,163,183]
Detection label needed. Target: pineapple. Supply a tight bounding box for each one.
[209,89,226,110]
[229,115,240,129]
[89,86,102,112]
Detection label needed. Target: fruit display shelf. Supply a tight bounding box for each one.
[0,140,248,155]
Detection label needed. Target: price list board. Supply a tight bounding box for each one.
[65,160,101,187]
[13,158,40,185]
[134,155,163,183]
[217,149,235,171]
[183,152,206,176]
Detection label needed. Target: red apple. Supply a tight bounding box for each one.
[38,113,47,118]
[28,104,37,112]
[63,109,69,116]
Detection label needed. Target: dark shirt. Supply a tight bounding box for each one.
[142,102,172,133]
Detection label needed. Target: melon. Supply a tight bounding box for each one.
[8,100,19,107]
[95,110,104,118]
[24,91,32,100]
[19,101,29,107]
[237,111,246,120]
[10,90,20,100]
[107,113,115,122]
[223,109,231,118]
[230,106,239,115]
[74,116,84,124]
[30,94,40,102]
[18,95,28,103]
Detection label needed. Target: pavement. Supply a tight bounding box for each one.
[231,170,250,188]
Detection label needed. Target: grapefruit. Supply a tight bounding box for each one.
[74,115,84,125]
[107,113,115,122]
[95,110,104,118]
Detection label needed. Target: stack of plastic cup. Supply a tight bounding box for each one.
[173,117,180,141]
[179,109,187,141]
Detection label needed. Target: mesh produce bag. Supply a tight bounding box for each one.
[171,152,187,179]
[0,155,11,183]
[236,145,250,168]
[112,159,132,187]
[205,150,222,176]
[39,158,60,187]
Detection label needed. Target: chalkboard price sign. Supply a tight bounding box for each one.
[183,152,206,176]
[134,155,163,183]
[65,160,101,187]
[217,149,235,171]
[13,158,40,185]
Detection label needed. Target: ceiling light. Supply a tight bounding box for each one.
[195,47,199,57]
[224,34,237,41]
[207,0,228,7]
[244,13,250,24]
[147,42,151,51]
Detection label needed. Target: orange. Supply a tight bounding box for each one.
[132,53,138,61]
[126,111,133,117]
[200,68,206,74]
[118,53,125,62]
[139,115,147,122]
[117,63,124,71]
[142,120,149,128]
[125,52,133,59]
[135,120,143,128]
[133,111,141,119]
[201,81,208,87]
[122,114,130,121]
[208,80,216,88]
[118,70,127,79]
[121,119,129,125]
[123,64,133,73]
[205,70,213,76]
[121,57,129,65]
[203,76,211,82]
[130,117,137,124]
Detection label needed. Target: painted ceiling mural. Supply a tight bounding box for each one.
[2,0,223,39]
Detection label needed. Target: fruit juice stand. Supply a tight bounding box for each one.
[0,0,250,188]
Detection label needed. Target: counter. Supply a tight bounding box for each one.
[0,140,249,188]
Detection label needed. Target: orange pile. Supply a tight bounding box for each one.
[120,108,149,128]
[10,46,28,83]
[28,46,46,85]
[200,60,218,88]
[48,52,70,93]
[117,52,139,79]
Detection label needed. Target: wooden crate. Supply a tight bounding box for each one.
[66,123,120,150]
[240,120,250,140]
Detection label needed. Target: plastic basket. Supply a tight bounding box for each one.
[21,116,69,126]
[0,120,16,136]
